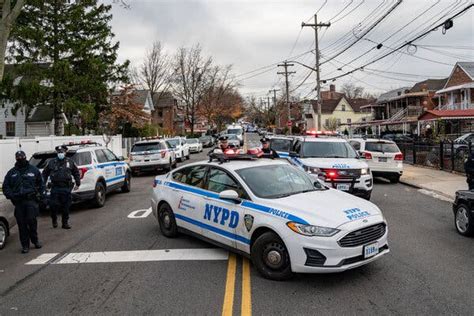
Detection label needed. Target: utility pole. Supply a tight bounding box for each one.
[277,61,295,135]
[269,89,280,127]
[302,14,330,131]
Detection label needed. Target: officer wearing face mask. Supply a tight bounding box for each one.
[260,137,279,158]
[42,145,80,229]
[2,150,45,253]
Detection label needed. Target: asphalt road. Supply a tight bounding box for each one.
[0,134,473,315]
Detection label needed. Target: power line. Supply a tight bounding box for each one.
[328,0,354,22]
[331,0,366,24]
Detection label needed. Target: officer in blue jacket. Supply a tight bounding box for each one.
[42,145,80,229]
[2,150,45,253]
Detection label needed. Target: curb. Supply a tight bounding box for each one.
[399,178,455,202]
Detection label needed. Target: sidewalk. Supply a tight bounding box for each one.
[399,164,466,202]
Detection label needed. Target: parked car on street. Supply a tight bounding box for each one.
[382,133,413,143]
[349,138,403,183]
[166,137,190,162]
[222,134,241,148]
[151,153,389,280]
[226,124,244,146]
[199,135,215,148]
[186,138,203,153]
[129,139,177,175]
[453,190,474,237]
[30,141,131,208]
[0,193,16,250]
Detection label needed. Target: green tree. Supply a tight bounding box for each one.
[8,0,129,135]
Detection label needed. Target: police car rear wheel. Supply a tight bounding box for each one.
[455,204,474,236]
[121,172,131,193]
[251,232,293,280]
[0,222,7,250]
[92,182,106,208]
[158,203,178,237]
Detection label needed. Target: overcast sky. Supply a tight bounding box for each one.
[108,0,474,99]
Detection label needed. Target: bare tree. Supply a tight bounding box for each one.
[341,82,365,99]
[0,0,26,80]
[135,41,172,103]
[172,44,212,135]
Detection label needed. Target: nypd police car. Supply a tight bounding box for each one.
[30,141,131,207]
[284,135,373,200]
[129,139,177,175]
[151,153,388,280]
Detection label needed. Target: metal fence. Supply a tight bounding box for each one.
[397,140,469,174]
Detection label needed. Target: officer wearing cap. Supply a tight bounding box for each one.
[260,137,279,159]
[42,145,80,229]
[208,135,233,155]
[2,150,45,253]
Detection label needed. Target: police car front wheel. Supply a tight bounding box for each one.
[251,232,293,281]
[0,221,7,250]
[92,182,106,208]
[158,203,178,237]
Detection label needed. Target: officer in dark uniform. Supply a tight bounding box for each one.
[208,135,233,155]
[2,151,45,253]
[42,145,80,229]
[260,137,279,159]
[464,151,474,190]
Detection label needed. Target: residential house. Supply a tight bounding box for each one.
[0,101,27,138]
[131,89,154,115]
[151,92,184,134]
[25,105,68,136]
[435,62,473,110]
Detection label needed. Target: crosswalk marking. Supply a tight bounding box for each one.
[25,253,60,265]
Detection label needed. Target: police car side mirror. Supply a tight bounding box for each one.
[219,190,241,203]
[289,151,299,157]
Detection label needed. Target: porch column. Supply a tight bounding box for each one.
[450,91,454,109]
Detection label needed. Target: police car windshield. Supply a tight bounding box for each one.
[30,151,88,169]
[270,139,292,152]
[166,139,179,147]
[236,164,321,199]
[227,128,242,135]
[302,141,357,158]
[131,142,164,152]
[186,139,199,144]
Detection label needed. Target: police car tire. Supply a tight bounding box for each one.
[121,172,131,193]
[157,203,178,237]
[0,221,7,250]
[455,204,474,236]
[251,232,293,281]
[92,182,106,208]
[389,175,400,184]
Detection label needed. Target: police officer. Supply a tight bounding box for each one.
[208,135,233,155]
[260,137,279,158]
[464,151,474,190]
[2,151,45,253]
[42,145,80,229]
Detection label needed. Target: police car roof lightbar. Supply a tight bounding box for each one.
[65,140,102,147]
[208,148,263,164]
[305,130,338,137]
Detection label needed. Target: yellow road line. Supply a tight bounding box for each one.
[222,253,237,316]
[241,258,252,316]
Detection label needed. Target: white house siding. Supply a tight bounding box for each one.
[26,122,53,137]
[0,102,27,138]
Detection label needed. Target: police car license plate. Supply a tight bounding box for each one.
[363,242,379,259]
[336,184,350,191]
[378,157,387,162]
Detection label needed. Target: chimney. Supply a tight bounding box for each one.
[329,84,336,92]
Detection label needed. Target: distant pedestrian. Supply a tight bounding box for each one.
[464,151,474,190]
[42,145,80,229]
[2,150,45,253]
[260,137,279,159]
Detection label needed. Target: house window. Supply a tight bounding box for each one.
[325,119,329,127]
[158,110,163,118]
[6,121,15,136]
[341,104,346,111]
[336,119,341,126]
[347,118,351,124]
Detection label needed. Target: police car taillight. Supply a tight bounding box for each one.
[394,153,403,161]
[327,170,337,178]
[160,150,166,158]
[79,167,89,179]
[362,152,372,160]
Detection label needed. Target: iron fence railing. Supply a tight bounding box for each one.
[397,140,469,174]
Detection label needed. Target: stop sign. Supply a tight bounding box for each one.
[287,121,292,127]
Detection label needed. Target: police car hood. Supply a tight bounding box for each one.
[301,158,368,169]
[259,189,381,228]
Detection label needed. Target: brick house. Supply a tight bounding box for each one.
[435,62,473,110]
[151,92,184,134]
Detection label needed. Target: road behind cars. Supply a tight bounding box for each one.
[0,146,473,315]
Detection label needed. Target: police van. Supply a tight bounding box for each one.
[30,141,131,207]
[151,151,388,280]
[129,139,177,175]
[284,134,373,200]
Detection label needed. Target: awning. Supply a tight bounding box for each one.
[435,82,474,94]
[418,109,474,121]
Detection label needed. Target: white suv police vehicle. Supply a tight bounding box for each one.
[166,137,190,162]
[151,153,388,280]
[129,139,177,175]
[30,142,131,207]
[286,136,373,200]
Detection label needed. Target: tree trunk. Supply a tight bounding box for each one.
[0,25,10,81]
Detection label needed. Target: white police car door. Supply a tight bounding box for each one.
[102,149,126,185]
[167,165,208,235]
[203,167,247,249]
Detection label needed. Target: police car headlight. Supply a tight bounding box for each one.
[361,168,369,175]
[287,222,340,237]
[303,165,321,174]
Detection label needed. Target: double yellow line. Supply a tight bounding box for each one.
[222,254,252,316]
